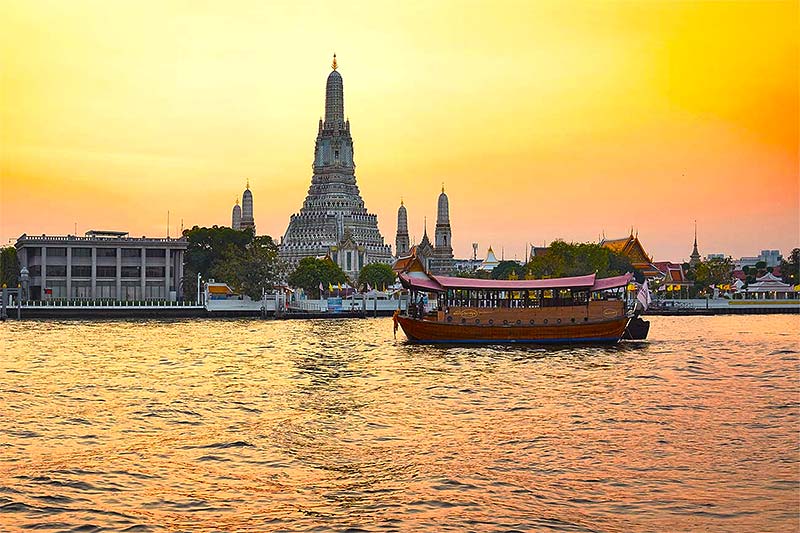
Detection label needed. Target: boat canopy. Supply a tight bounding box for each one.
[399,271,632,293]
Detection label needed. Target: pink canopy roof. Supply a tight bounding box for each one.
[399,272,633,292]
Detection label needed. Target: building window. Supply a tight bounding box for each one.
[71,282,91,298]
[72,248,92,257]
[121,248,141,258]
[96,248,117,258]
[28,247,42,257]
[146,266,165,278]
[29,265,42,276]
[121,266,141,278]
[120,282,141,301]
[96,266,116,277]
[47,280,67,298]
[145,248,166,258]
[96,282,116,299]
[46,265,67,277]
[145,282,165,299]
[71,265,92,277]
[47,247,67,257]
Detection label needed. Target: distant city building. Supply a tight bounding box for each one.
[706,253,726,261]
[279,55,392,279]
[735,250,783,269]
[15,231,187,301]
[231,198,242,230]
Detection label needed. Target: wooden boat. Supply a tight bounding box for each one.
[394,271,633,344]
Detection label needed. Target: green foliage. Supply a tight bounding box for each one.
[211,236,283,300]
[287,257,347,298]
[455,269,491,279]
[524,240,641,281]
[781,248,799,286]
[0,247,19,288]
[357,263,395,291]
[490,261,525,280]
[182,226,281,300]
[694,257,733,287]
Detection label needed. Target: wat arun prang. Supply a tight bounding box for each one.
[279,56,392,280]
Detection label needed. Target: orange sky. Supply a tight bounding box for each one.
[1,0,797,262]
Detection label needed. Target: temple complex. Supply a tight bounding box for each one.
[230,181,254,232]
[392,188,455,276]
[600,232,661,278]
[279,56,392,279]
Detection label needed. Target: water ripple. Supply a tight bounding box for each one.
[0,315,797,532]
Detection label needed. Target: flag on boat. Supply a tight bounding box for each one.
[328,282,333,292]
[636,280,652,311]
[319,282,324,293]
[337,282,342,291]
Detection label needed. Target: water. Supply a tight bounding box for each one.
[1,316,798,532]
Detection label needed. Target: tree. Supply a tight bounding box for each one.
[182,225,253,300]
[455,268,491,279]
[491,260,525,280]
[212,236,284,300]
[694,257,734,293]
[287,257,347,298]
[358,263,395,290]
[525,240,640,281]
[781,248,799,286]
[0,247,19,288]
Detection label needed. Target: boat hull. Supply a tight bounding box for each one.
[396,315,629,344]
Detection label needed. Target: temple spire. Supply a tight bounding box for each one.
[689,219,701,266]
[332,53,338,71]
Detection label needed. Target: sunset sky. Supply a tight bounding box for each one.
[1,0,797,262]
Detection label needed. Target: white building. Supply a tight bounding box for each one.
[15,231,187,301]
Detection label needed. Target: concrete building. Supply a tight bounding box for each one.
[735,250,783,269]
[279,55,392,279]
[15,231,188,301]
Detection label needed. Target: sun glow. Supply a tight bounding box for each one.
[1,0,797,260]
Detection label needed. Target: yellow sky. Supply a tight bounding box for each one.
[1,0,797,261]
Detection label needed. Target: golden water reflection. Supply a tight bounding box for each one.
[0,315,798,532]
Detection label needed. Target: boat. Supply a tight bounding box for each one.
[393,271,634,344]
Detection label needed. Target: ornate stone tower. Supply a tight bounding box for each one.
[395,199,410,258]
[430,185,454,274]
[231,198,242,230]
[689,220,701,267]
[279,56,392,279]
[240,180,255,232]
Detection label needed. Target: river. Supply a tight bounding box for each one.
[1,315,798,532]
